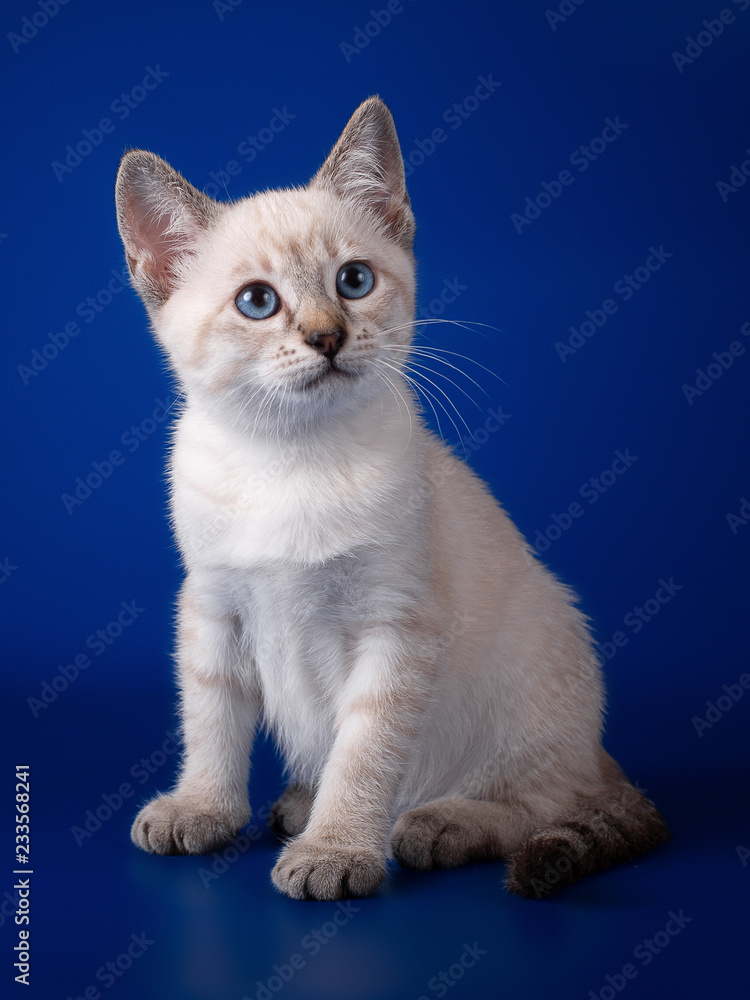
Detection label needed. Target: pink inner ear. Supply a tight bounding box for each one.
[126,194,185,293]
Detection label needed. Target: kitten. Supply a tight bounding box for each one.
[115,97,669,900]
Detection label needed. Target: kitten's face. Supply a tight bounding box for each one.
[116,98,416,434]
[158,185,415,429]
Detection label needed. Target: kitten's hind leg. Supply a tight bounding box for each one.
[391,797,533,870]
[269,784,314,838]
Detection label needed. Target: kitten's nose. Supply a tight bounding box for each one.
[305,328,345,360]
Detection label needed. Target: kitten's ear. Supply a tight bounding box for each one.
[115,150,219,309]
[312,97,415,250]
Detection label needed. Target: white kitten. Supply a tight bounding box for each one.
[115,97,668,900]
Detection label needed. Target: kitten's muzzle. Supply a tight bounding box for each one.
[305,328,346,360]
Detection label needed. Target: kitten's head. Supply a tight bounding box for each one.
[116,97,416,433]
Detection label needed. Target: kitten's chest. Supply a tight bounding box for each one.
[169,406,416,569]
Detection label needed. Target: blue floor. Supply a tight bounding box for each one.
[4,678,747,1000]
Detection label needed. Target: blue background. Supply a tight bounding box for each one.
[1,0,748,997]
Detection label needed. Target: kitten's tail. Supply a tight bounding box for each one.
[505,764,670,899]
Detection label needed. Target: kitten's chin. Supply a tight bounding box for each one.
[277,359,387,425]
[200,359,386,436]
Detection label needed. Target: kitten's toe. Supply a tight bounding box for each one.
[131,793,248,855]
[392,801,503,870]
[268,784,314,839]
[271,839,384,900]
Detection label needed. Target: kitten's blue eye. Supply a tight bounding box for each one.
[235,283,280,319]
[336,262,374,300]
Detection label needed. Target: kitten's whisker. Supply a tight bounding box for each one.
[376,358,447,446]
[415,382,470,460]
[416,317,499,332]
[275,380,290,454]
[412,317,501,343]
[264,384,284,444]
[234,379,269,438]
[369,363,412,453]
[249,381,277,442]
[380,316,500,335]
[382,353,487,412]
[160,388,186,418]
[379,317,501,343]
[382,342,507,388]
[370,361,407,422]
[398,363,478,451]
[378,358,470,458]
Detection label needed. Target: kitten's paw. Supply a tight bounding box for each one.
[271,839,384,900]
[391,800,501,870]
[268,784,314,839]
[131,793,248,855]
[504,831,585,898]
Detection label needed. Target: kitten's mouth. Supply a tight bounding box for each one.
[299,361,354,390]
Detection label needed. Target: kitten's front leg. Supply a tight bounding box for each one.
[131,580,259,855]
[271,625,433,900]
